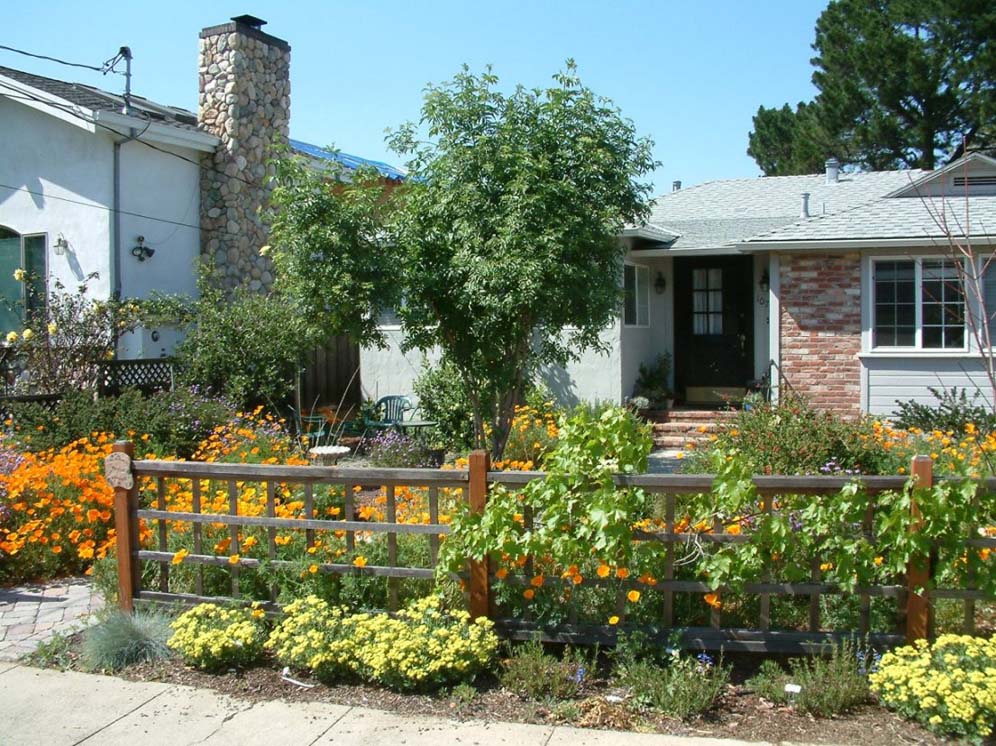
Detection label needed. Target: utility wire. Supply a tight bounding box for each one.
[0,43,124,75]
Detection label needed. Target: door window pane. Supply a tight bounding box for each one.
[692,266,723,336]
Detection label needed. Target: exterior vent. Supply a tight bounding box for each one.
[672,180,681,192]
[231,14,266,29]
[800,192,811,218]
[953,175,996,187]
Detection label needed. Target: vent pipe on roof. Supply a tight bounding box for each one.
[825,157,840,184]
[672,180,681,192]
[800,192,811,219]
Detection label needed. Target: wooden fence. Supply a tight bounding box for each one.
[108,445,996,653]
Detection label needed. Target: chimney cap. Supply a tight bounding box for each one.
[672,180,682,192]
[231,14,267,29]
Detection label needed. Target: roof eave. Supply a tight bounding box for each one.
[739,235,996,252]
[0,72,97,133]
[95,110,220,152]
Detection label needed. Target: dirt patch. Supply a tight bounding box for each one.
[110,653,951,746]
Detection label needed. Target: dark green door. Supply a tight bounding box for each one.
[674,256,754,403]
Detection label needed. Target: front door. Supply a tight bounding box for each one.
[674,256,754,404]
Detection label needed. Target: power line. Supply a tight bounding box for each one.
[0,182,213,234]
[0,43,125,75]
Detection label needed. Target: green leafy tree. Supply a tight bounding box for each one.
[270,63,656,457]
[748,0,996,174]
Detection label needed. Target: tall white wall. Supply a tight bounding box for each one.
[620,256,673,401]
[118,140,201,300]
[0,97,113,297]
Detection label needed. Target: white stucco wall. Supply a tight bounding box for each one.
[0,96,113,297]
[118,140,202,300]
[0,97,203,357]
[361,323,624,407]
[620,255,673,400]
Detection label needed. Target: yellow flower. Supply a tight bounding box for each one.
[308,564,318,574]
[353,556,368,568]
[228,554,240,565]
[596,564,611,578]
[704,592,721,609]
[5,331,17,344]
[45,322,57,335]
[21,328,33,341]
[608,615,619,625]
[820,562,834,572]
[873,556,884,566]
[171,548,189,565]
[13,268,25,282]
[627,590,641,603]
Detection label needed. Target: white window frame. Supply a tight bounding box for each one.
[623,262,650,328]
[868,255,968,353]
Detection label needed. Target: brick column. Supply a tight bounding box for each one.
[778,252,862,415]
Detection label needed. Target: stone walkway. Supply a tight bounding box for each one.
[0,578,103,661]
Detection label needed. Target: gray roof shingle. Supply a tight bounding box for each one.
[743,195,996,244]
[0,65,201,132]
[642,169,927,250]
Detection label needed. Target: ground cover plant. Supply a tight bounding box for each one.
[168,602,268,671]
[870,633,996,742]
[745,641,872,717]
[81,608,173,672]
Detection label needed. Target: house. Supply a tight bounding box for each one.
[362,153,996,416]
[0,15,401,360]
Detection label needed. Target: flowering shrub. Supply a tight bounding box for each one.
[441,406,654,625]
[364,430,433,468]
[266,595,358,681]
[269,595,498,691]
[0,435,127,584]
[167,602,268,671]
[870,634,996,742]
[501,402,559,467]
[349,596,498,690]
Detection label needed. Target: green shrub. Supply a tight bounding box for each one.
[167,603,268,671]
[870,634,996,742]
[412,359,476,451]
[746,641,870,716]
[680,396,895,475]
[892,386,996,435]
[500,640,589,700]
[615,651,729,719]
[172,281,320,410]
[7,386,233,457]
[82,609,173,672]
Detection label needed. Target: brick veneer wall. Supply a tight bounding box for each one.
[778,252,862,415]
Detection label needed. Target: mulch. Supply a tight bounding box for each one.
[102,651,950,746]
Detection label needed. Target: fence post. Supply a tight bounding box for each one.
[467,449,491,619]
[906,455,934,643]
[108,440,140,613]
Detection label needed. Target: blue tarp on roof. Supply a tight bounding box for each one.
[290,139,406,180]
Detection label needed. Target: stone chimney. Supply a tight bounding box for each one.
[198,15,290,291]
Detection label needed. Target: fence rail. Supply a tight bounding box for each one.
[108,444,995,653]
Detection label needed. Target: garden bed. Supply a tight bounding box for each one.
[39,632,946,746]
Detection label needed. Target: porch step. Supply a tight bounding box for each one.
[650,409,738,451]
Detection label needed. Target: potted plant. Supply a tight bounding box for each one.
[633,353,673,419]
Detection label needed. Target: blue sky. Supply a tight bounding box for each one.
[6,1,829,194]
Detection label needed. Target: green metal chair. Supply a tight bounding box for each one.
[299,414,330,448]
[362,395,413,437]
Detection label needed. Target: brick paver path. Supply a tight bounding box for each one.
[0,579,103,661]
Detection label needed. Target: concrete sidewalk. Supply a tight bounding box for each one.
[0,665,775,746]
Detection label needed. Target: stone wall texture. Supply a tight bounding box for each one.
[198,22,290,291]
[779,253,862,415]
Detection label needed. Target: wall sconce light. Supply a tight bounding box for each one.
[54,235,68,256]
[654,271,667,295]
[759,270,770,293]
[131,236,155,262]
